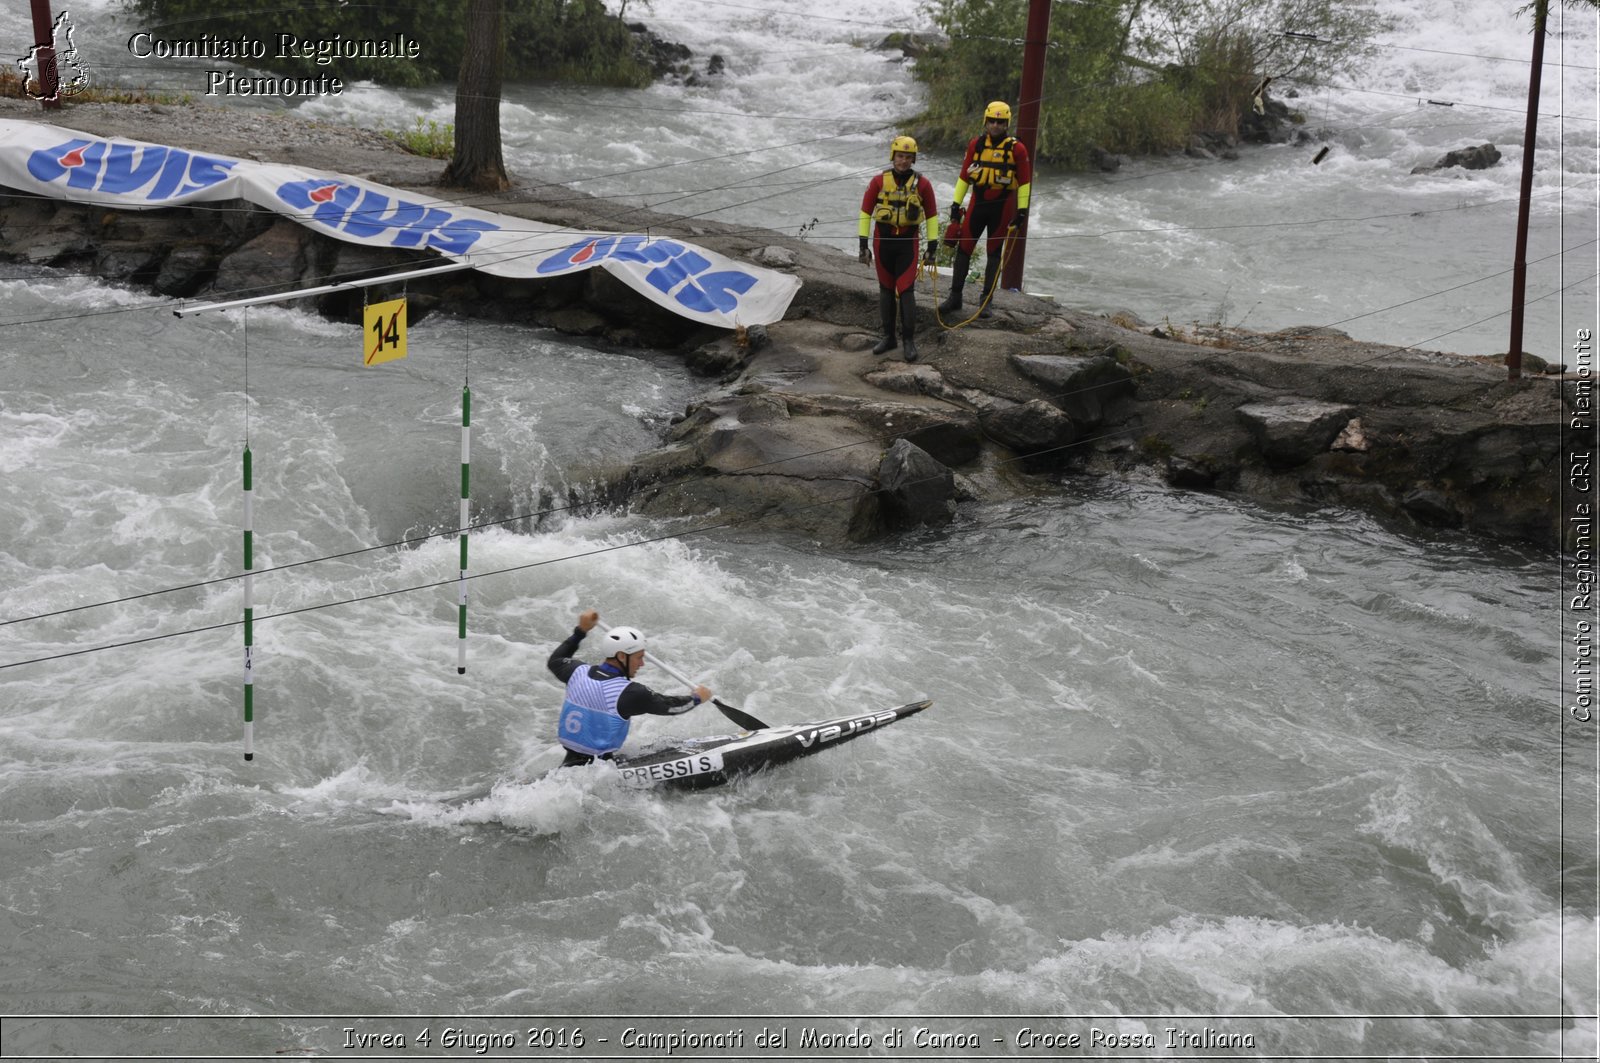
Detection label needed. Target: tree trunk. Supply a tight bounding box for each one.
[1116,0,1144,60]
[441,0,511,192]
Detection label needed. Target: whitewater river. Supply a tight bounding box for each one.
[0,0,1595,1058]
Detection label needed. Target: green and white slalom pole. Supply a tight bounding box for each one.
[457,384,470,674]
[243,445,255,761]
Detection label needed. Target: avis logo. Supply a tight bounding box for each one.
[275,179,499,256]
[538,234,759,315]
[26,139,236,199]
[18,10,90,102]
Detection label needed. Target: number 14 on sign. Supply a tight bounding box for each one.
[364,297,407,365]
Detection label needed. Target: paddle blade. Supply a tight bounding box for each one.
[714,698,769,731]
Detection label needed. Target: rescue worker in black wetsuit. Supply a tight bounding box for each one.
[548,608,712,768]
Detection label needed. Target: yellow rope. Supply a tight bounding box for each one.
[931,222,1021,331]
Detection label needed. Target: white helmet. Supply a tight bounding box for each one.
[601,626,646,657]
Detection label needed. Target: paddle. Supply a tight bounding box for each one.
[709,698,770,733]
[597,623,770,731]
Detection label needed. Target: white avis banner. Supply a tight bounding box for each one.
[0,120,801,327]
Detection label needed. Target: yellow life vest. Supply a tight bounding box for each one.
[969,135,1017,190]
[871,169,926,229]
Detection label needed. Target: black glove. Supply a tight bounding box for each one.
[949,203,964,224]
[858,236,871,266]
[922,239,938,265]
[1013,207,1029,226]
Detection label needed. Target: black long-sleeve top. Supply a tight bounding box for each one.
[546,627,699,718]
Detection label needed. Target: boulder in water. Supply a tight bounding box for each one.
[1411,143,1501,175]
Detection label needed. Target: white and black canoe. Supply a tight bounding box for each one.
[610,699,932,790]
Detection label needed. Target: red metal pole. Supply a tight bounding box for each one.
[1002,0,1052,292]
[1506,0,1547,381]
[28,0,61,110]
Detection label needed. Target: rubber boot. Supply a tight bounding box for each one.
[938,250,971,316]
[871,289,897,355]
[899,288,919,363]
[978,257,1001,319]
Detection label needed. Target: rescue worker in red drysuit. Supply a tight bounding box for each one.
[939,100,1033,319]
[858,135,939,361]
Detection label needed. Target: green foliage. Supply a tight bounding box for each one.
[916,0,1393,165]
[1132,0,1391,116]
[915,0,1127,159]
[383,116,454,158]
[935,236,983,273]
[119,0,654,87]
[516,0,654,87]
[1139,434,1174,458]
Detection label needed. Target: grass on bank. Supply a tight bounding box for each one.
[382,116,455,159]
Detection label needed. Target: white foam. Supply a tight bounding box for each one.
[1359,778,1543,932]
[382,764,630,836]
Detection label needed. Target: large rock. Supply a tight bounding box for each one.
[93,243,165,282]
[18,219,93,264]
[1236,399,1355,467]
[876,439,955,530]
[702,410,876,479]
[1166,454,1220,489]
[782,391,983,468]
[583,266,705,346]
[981,399,1082,461]
[84,212,168,281]
[686,337,746,377]
[628,22,692,79]
[214,197,277,246]
[1237,94,1301,145]
[633,407,886,541]
[0,194,58,256]
[308,240,435,319]
[1402,487,1462,527]
[209,220,309,296]
[1457,425,1543,485]
[1087,146,1126,173]
[870,31,943,58]
[751,246,798,269]
[153,245,218,297]
[1010,351,1135,424]
[1411,143,1501,175]
[546,306,608,336]
[900,418,982,468]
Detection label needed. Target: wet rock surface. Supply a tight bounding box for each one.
[0,99,1580,551]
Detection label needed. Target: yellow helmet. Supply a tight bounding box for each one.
[889,135,918,160]
[984,100,1012,122]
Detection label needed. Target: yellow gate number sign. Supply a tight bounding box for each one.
[363,297,407,365]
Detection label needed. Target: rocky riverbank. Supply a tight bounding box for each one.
[0,99,1582,551]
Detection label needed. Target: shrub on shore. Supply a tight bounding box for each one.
[913,0,1392,166]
